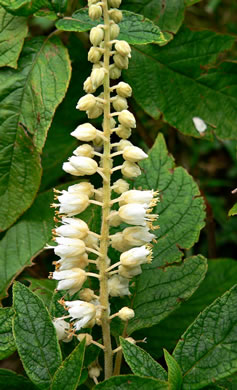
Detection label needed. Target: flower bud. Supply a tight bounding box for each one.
[91,67,106,89]
[109,9,123,23]
[90,26,104,46]
[113,178,129,194]
[67,182,94,197]
[112,96,128,111]
[109,0,122,7]
[83,77,96,93]
[89,4,102,20]
[110,65,121,80]
[121,161,141,178]
[95,187,103,202]
[110,23,120,40]
[103,116,116,130]
[118,110,136,128]
[113,53,129,69]
[53,268,87,295]
[57,193,89,216]
[93,135,104,147]
[115,40,131,57]
[116,125,132,139]
[123,146,148,162]
[118,307,135,321]
[120,245,152,268]
[118,264,142,279]
[116,82,132,98]
[77,333,93,345]
[57,253,89,270]
[73,144,95,158]
[84,233,99,249]
[66,156,98,175]
[88,47,102,63]
[79,288,95,301]
[89,366,101,379]
[71,123,97,141]
[87,104,103,119]
[110,232,131,252]
[108,210,122,227]
[117,139,132,150]
[76,94,96,111]
[123,226,156,246]
[108,275,130,297]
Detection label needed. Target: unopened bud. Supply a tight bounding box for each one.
[125,337,136,344]
[91,67,106,89]
[109,0,122,7]
[89,4,102,20]
[95,187,103,202]
[109,9,123,23]
[88,47,102,63]
[108,275,130,297]
[76,94,96,111]
[110,232,131,252]
[117,139,132,151]
[113,178,129,194]
[93,135,104,147]
[103,116,116,130]
[115,40,131,57]
[67,156,98,175]
[118,264,142,279]
[87,104,103,119]
[118,110,136,128]
[110,65,122,80]
[77,333,93,346]
[110,23,120,39]
[123,146,148,162]
[79,288,95,301]
[118,307,135,321]
[71,123,97,141]
[112,96,128,111]
[89,366,101,379]
[116,82,132,98]
[116,125,132,139]
[120,245,151,268]
[73,144,94,158]
[109,211,122,227]
[121,161,141,178]
[90,26,104,46]
[83,77,96,93]
[68,182,94,197]
[113,53,129,69]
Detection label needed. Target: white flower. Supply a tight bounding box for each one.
[71,123,97,142]
[123,146,148,162]
[118,203,148,226]
[55,218,89,239]
[118,264,142,279]
[67,156,98,175]
[118,307,135,321]
[54,237,86,258]
[53,268,87,295]
[57,193,89,216]
[110,232,131,252]
[56,253,89,270]
[67,182,94,197]
[65,300,96,330]
[120,245,152,268]
[120,190,155,206]
[53,319,72,342]
[123,226,156,246]
[108,275,130,297]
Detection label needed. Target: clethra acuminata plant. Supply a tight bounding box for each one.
[48,0,159,381]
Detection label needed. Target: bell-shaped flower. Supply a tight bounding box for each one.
[53,319,72,342]
[119,190,156,206]
[67,182,94,197]
[118,203,148,226]
[57,193,89,216]
[118,264,142,279]
[56,253,89,270]
[55,218,89,239]
[120,245,152,268]
[65,300,96,330]
[123,226,156,246]
[53,268,87,295]
[108,275,130,297]
[54,237,86,258]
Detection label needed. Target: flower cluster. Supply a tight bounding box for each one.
[48,0,158,372]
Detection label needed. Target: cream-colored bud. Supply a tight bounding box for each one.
[109,9,123,23]
[77,333,93,346]
[118,110,136,128]
[84,233,99,249]
[110,65,122,80]
[68,182,94,197]
[116,82,132,98]
[123,226,156,246]
[76,94,96,111]
[93,135,104,147]
[110,23,120,40]
[108,211,122,227]
[102,117,116,130]
[87,104,103,119]
[110,232,131,252]
[120,245,151,268]
[112,96,128,112]
[79,288,95,302]
[116,125,132,139]
[67,156,98,175]
[90,26,104,46]
[118,307,135,321]
[118,264,142,279]
[57,253,89,270]
[117,139,132,151]
[115,40,131,57]
[121,161,141,178]
[123,146,148,162]
[109,0,122,7]
[91,67,106,89]
[95,187,103,202]
[83,77,96,93]
[88,47,102,63]
[71,123,97,141]
[89,4,102,20]
[73,144,94,158]
[113,53,129,69]
[89,366,101,379]
[108,275,130,297]
[112,178,129,194]
[53,319,72,342]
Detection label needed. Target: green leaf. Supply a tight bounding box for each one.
[121,0,185,35]
[27,278,57,308]
[120,337,167,380]
[229,203,237,216]
[0,36,71,231]
[51,338,86,390]
[51,0,68,13]
[0,6,28,68]
[0,369,37,390]
[95,375,169,389]
[173,284,237,389]
[56,10,167,45]
[13,282,62,390]
[0,0,52,16]
[0,307,16,359]
[136,258,237,359]
[164,350,182,390]
[124,28,236,140]
[185,0,202,5]
[0,190,54,300]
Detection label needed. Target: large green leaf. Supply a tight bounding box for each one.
[0,307,16,359]
[173,284,237,389]
[0,369,37,390]
[121,0,185,35]
[120,337,167,380]
[124,28,236,140]
[27,278,57,308]
[0,36,71,231]
[0,6,28,68]
[51,338,86,390]
[95,375,169,389]
[56,10,167,45]
[13,282,62,390]
[135,258,237,359]
[0,0,52,16]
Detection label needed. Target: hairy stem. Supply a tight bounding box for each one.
[99,0,113,379]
